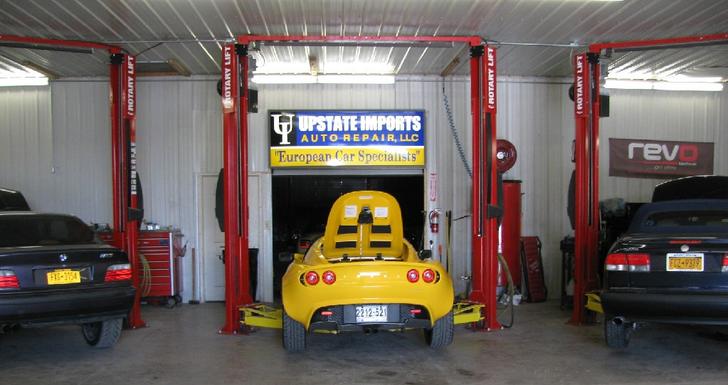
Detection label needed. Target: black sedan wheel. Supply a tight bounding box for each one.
[82,318,123,348]
[604,314,632,349]
[282,310,306,353]
[424,311,454,348]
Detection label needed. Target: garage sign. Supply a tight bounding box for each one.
[609,138,714,179]
[269,110,425,168]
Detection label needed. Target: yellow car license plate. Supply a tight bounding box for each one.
[47,269,81,285]
[666,253,704,272]
[355,305,388,323]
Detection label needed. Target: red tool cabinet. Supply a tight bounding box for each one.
[99,230,184,306]
[138,231,184,305]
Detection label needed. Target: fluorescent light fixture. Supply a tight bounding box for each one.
[604,78,723,92]
[604,79,653,90]
[253,61,310,74]
[317,75,394,84]
[662,74,723,83]
[323,62,395,74]
[653,82,723,92]
[251,74,395,85]
[251,74,316,84]
[0,77,49,87]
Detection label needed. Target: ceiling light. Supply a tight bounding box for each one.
[317,75,394,84]
[251,74,395,85]
[251,75,316,84]
[323,62,395,74]
[0,77,48,87]
[604,78,723,92]
[604,79,653,90]
[653,82,723,92]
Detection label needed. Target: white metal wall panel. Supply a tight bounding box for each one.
[0,86,53,210]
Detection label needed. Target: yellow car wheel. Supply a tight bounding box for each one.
[424,311,454,349]
[282,310,306,352]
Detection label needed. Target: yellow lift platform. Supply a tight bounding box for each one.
[240,301,485,330]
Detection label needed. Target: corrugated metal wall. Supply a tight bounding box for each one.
[2,78,727,303]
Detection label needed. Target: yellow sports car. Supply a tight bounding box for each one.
[281,190,455,352]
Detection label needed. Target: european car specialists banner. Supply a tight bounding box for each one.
[269,110,425,168]
[609,138,714,179]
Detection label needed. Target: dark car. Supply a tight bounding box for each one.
[601,199,728,348]
[0,212,135,348]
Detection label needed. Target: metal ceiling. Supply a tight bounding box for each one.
[1,0,727,78]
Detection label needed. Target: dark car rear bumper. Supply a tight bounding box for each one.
[0,285,135,326]
[602,290,728,325]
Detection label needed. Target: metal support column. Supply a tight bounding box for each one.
[110,53,145,328]
[220,43,253,334]
[469,44,501,330]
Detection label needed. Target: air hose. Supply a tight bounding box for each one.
[496,253,515,328]
[139,253,151,297]
[442,80,473,178]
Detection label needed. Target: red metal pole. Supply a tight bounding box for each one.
[570,53,600,325]
[110,55,123,247]
[220,44,241,334]
[0,34,121,53]
[237,34,479,45]
[482,46,501,330]
[122,55,145,328]
[589,32,728,53]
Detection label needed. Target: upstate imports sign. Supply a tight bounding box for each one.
[609,138,714,179]
[269,110,425,168]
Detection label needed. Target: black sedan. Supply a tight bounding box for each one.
[601,199,728,348]
[0,212,135,348]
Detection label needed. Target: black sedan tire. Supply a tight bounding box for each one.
[82,318,123,348]
[604,314,631,349]
[424,311,454,348]
[282,310,306,353]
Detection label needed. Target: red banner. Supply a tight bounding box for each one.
[485,46,496,113]
[122,56,135,118]
[609,138,714,179]
[574,54,588,118]
[221,45,235,114]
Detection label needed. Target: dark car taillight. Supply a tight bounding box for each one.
[722,254,728,273]
[0,270,19,288]
[605,253,650,272]
[299,240,312,249]
[104,264,132,282]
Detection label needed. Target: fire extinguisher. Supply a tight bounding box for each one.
[429,210,440,233]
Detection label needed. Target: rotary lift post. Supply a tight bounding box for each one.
[220,34,503,333]
[570,32,728,325]
[0,35,145,328]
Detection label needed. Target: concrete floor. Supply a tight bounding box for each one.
[1,302,727,385]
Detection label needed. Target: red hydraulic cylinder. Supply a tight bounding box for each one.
[501,181,522,289]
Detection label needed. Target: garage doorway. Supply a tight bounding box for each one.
[271,173,424,299]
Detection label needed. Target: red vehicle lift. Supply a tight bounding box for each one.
[220,34,503,333]
[0,35,145,328]
[570,32,728,325]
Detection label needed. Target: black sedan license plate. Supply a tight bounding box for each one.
[666,253,704,272]
[47,269,81,285]
[355,305,388,323]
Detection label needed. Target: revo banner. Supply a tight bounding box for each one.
[269,110,425,168]
[609,138,714,179]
